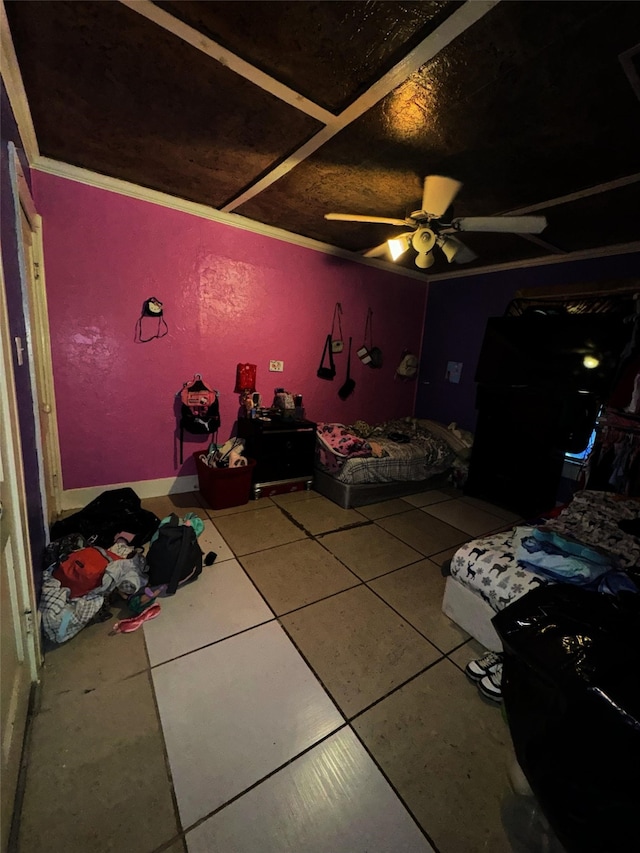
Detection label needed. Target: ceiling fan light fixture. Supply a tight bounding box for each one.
[415,250,435,269]
[388,235,410,261]
[438,236,461,263]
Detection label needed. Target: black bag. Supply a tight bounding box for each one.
[317,334,336,380]
[179,374,220,463]
[146,514,203,595]
[49,487,160,550]
[338,337,356,400]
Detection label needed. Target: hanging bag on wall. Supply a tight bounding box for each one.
[338,338,356,400]
[178,374,220,463]
[317,334,336,380]
[234,363,257,393]
[357,308,383,368]
[331,302,344,353]
[134,297,168,343]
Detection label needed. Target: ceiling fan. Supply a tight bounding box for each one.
[324,175,548,270]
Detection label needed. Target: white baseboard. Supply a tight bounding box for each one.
[60,474,199,511]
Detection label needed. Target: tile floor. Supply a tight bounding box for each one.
[15,486,561,853]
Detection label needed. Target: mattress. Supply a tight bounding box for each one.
[445,490,640,647]
[313,466,451,509]
[450,527,550,613]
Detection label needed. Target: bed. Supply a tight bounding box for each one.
[313,417,473,508]
[442,490,640,651]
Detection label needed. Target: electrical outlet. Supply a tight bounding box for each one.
[269,360,284,372]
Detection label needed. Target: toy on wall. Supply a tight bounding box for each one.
[135,297,168,343]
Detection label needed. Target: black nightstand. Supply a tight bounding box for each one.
[237,415,317,499]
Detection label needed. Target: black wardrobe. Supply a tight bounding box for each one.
[464,309,632,517]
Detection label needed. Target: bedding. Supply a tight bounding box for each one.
[315,418,455,485]
[444,490,640,648]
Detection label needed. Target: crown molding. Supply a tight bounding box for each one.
[426,242,640,282]
[33,156,429,282]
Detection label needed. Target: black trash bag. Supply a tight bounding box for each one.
[50,487,160,550]
[492,584,640,853]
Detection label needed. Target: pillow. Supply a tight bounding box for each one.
[417,419,474,459]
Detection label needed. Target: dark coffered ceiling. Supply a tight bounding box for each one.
[4,0,640,277]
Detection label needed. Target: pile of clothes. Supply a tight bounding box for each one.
[40,488,210,643]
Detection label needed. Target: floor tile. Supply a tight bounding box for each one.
[19,672,178,853]
[319,524,422,581]
[402,489,452,508]
[240,538,359,614]
[460,494,522,523]
[141,491,207,520]
[152,621,343,828]
[368,560,469,652]
[448,638,491,673]
[421,498,507,537]
[144,559,274,665]
[281,494,368,535]
[281,586,441,718]
[270,489,321,507]
[356,498,414,520]
[353,659,513,853]
[201,497,274,519]
[431,544,466,568]
[40,614,148,704]
[376,509,468,557]
[197,518,234,563]
[163,841,187,853]
[211,505,307,555]
[186,727,434,853]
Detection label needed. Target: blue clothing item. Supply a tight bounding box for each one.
[516,527,616,585]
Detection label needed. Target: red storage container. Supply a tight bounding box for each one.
[194,453,256,510]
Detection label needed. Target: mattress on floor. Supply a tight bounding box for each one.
[450,527,551,613]
[313,466,451,509]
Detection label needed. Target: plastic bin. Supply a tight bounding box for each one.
[194,453,256,510]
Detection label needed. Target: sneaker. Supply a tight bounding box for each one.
[478,663,503,702]
[465,651,502,682]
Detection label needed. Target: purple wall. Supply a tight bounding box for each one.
[32,171,428,490]
[417,253,640,431]
[1,82,46,591]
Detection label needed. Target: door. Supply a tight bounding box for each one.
[0,263,40,852]
[11,146,61,526]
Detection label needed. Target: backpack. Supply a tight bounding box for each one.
[145,514,203,595]
[179,374,220,463]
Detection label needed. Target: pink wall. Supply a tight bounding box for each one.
[33,172,427,490]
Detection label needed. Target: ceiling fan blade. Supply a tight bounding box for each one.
[421,175,463,217]
[325,212,408,226]
[362,242,390,258]
[439,236,478,264]
[454,215,547,234]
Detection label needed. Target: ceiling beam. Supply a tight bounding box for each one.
[0,0,39,163]
[221,0,500,211]
[505,173,640,215]
[119,0,335,124]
